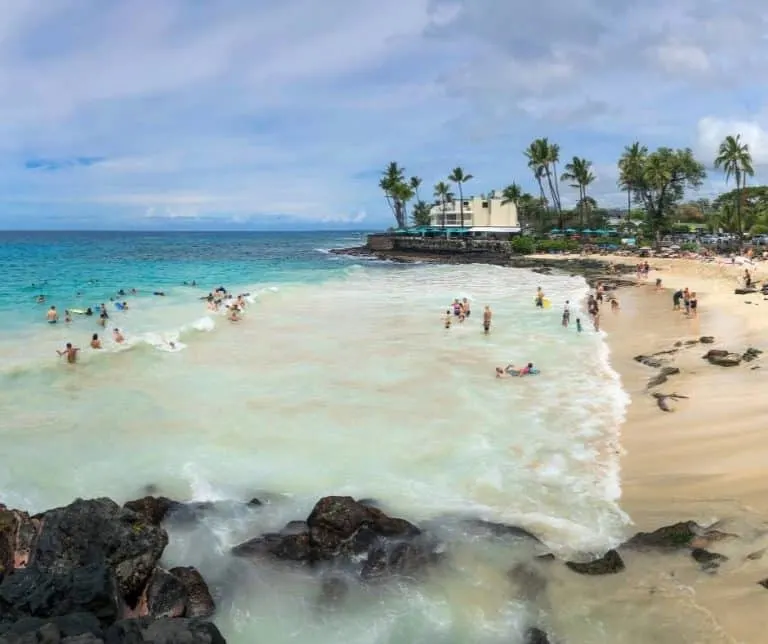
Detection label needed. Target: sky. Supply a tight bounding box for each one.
[2,0,768,230]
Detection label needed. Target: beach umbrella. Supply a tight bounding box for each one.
[565,228,577,233]
[550,228,562,233]
[582,228,595,234]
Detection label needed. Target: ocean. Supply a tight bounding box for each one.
[0,231,631,643]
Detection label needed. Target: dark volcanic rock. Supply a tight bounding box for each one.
[691,548,728,571]
[31,498,168,602]
[526,627,552,644]
[734,288,757,295]
[758,578,768,589]
[231,530,313,563]
[105,617,226,644]
[307,496,420,559]
[0,562,120,624]
[169,567,215,618]
[0,612,103,640]
[360,534,443,581]
[703,349,742,367]
[565,549,625,575]
[700,336,715,344]
[742,347,762,362]
[0,506,40,575]
[143,567,187,618]
[623,521,699,550]
[123,496,180,526]
[634,355,663,368]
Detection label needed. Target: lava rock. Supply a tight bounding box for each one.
[0,562,120,624]
[123,496,181,526]
[0,506,40,574]
[169,567,215,618]
[691,548,728,571]
[105,617,226,644]
[526,627,552,644]
[143,567,187,618]
[623,521,699,550]
[231,530,313,563]
[742,347,763,363]
[634,355,663,368]
[31,498,168,602]
[699,336,715,344]
[360,534,443,581]
[703,350,742,367]
[565,549,625,575]
[0,612,103,640]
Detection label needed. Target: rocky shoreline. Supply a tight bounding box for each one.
[4,493,766,643]
[331,246,637,288]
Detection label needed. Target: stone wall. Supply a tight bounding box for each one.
[366,235,511,255]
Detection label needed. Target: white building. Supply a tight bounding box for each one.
[428,190,519,232]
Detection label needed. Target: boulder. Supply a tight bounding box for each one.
[104,617,226,644]
[142,568,187,619]
[0,507,40,573]
[633,355,663,369]
[31,498,168,603]
[647,366,680,389]
[526,628,552,644]
[703,349,742,367]
[122,496,181,526]
[734,288,757,295]
[565,549,624,575]
[0,562,121,624]
[231,531,312,563]
[742,347,762,363]
[623,521,699,550]
[759,578,768,589]
[169,567,215,618]
[360,534,443,581]
[691,548,728,571]
[0,612,102,641]
[699,336,715,344]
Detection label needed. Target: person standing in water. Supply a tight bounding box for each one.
[561,300,571,327]
[90,333,102,349]
[57,343,79,363]
[462,298,471,318]
[483,306,492,334]
[47,306,58,324]
[535,288,544,308]
[113,328,125,343]
[576,318,582,332]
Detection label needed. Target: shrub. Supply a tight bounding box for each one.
[510,236,536,254]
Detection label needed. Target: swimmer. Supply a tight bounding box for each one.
[64,310,72,323]
[483,306,492,334]
[562,300,570,327]
[37,295,46,304]
[57,342,80,363]
[535,287,544,308]
[518,362,534,376]
[229,306,241,322]
[47,306,58,324]
[153,291,165,297]
[85,307,93,316]
[90,333,102,349]
[113,328,125,343]
[462,298,471,318]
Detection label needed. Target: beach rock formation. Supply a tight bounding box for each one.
[0,498,223,643]
[565,549,625,575]
[646,366,680,389]
[758,578,768,589]
[703,349,742,367]
[742,347,762,362]
[233,496,442,582]
[690,548,728,571]
[623,521,700,550]
[525,627,552,644]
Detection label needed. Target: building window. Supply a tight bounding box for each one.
[481,201,488,208]
[463,201,469,207]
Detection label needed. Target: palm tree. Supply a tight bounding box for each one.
[714,134,754,242]
[560,157,596,227]
[525,139,562,228]
[618,142,648,222]
[379,162,407,228]
[410,176,422,202]
[501,182,523,229]
[545,141,563,214]
[433,181,453,228]
[448,167,473,228]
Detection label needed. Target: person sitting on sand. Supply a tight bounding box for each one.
[57,342,79,363]
[113,328,125,343]
[90,333,102,349]
[47,306,58,324]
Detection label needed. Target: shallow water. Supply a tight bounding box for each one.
[0,231,667,642]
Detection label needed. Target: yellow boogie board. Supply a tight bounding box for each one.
[534,298,552,309]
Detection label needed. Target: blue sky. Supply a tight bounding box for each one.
[2,0,767,230]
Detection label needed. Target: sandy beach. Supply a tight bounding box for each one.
[563,255,768,642]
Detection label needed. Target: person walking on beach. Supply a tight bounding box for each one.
[57,342,79,363]
[47,306,58,324]
[483,306,492,334]
[682,288,691,315]
[672,289,682,311]
[561,301,570,327]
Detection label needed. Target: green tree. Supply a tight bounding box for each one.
[560,156,595,227]
[409,176,422,202]
[379,162,412,228]
[433,181,453,228]
[501,182,522,227]
[714,134,754,242]
[628,147,706,244]
[447,167,473,228]
[525,138,562,225]
[618,142,648,222]
[411,200,431,226]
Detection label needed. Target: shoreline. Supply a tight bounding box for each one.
[335,244,768,642]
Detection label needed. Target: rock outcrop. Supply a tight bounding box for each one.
[0,498,222,644]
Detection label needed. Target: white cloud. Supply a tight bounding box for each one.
[652,42,710,74]
[696,117,768,166]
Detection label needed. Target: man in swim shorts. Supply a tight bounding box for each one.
[535,288,544,308]
[483,306,492,334]
[57,342,79,363]
[47,306,58,324]
[113,328,125,343]
[90,333,102,349]
[462,298,471,318]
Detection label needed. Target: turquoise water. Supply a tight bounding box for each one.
[0,231,640,643]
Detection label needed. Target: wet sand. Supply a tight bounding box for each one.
[597,266,768,643]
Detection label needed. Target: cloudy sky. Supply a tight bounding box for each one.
[2,0,767,230]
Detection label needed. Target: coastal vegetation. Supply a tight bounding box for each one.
[380,133,762,240]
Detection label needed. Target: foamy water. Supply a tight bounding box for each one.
[0,258,631,642]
